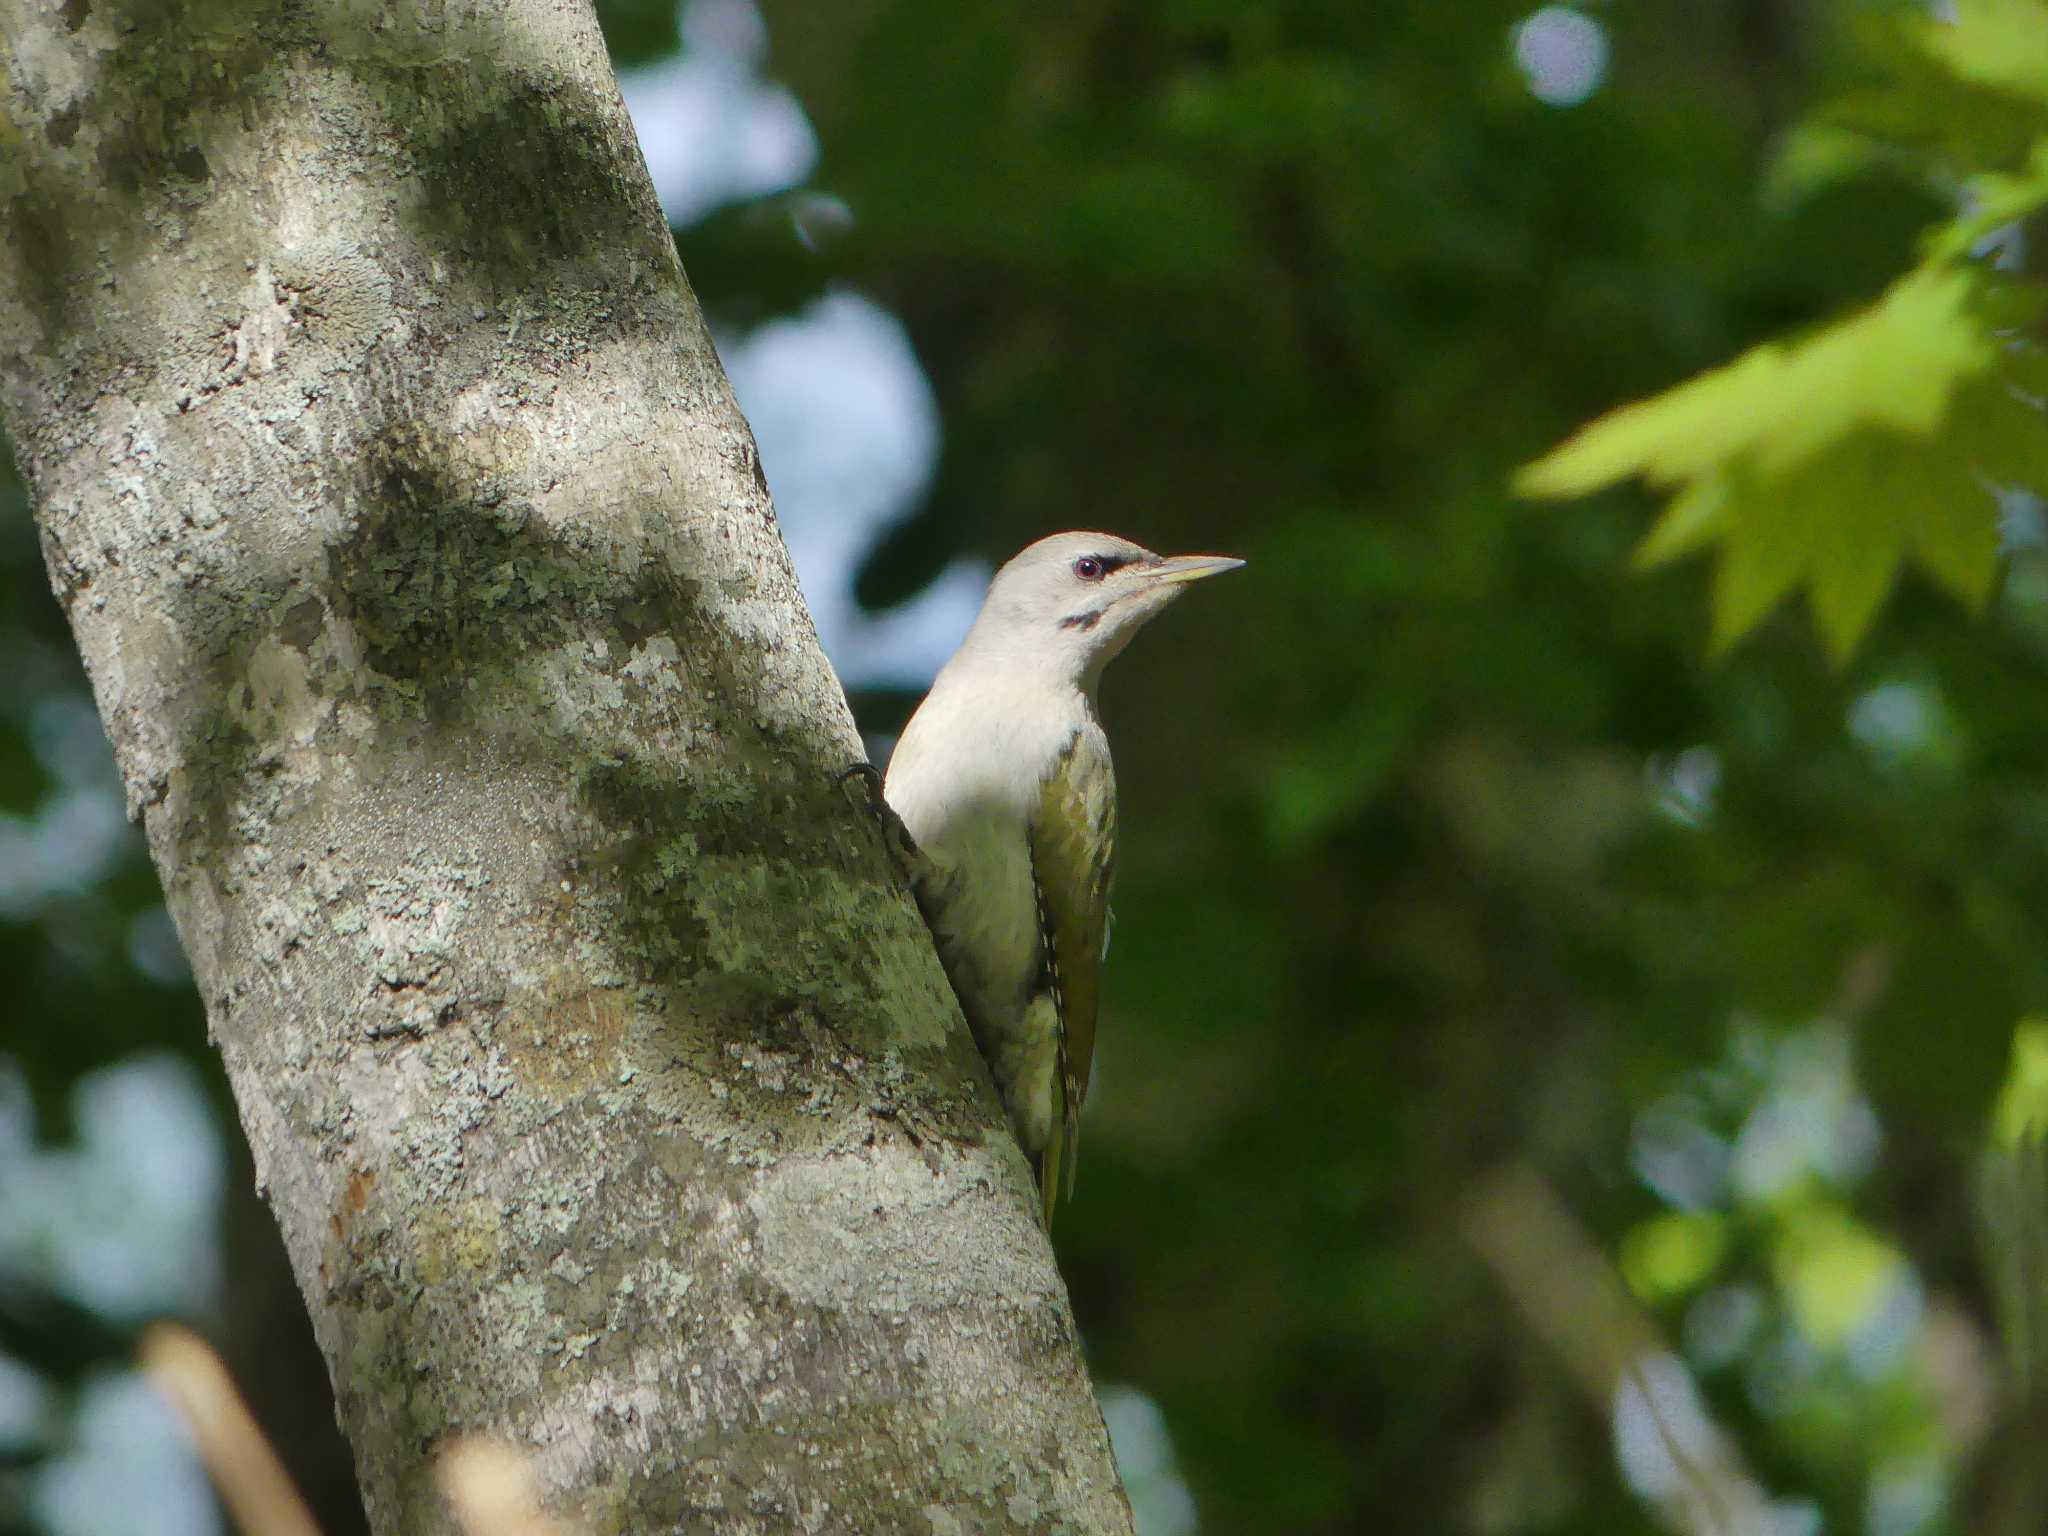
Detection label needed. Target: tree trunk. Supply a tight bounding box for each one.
[0,3,1132,1532]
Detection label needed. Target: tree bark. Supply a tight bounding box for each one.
[0,3,1132,1532]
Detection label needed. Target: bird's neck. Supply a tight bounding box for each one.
[926,652,1100,744]
[946,624,1103,701]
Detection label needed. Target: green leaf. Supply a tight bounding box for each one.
[1993,1019,2048,1150]
[1922,0,2048,108]
[1825,3,2048,170]
[1708,429,2001,657]
[1521,258,2043,658]
[1806,479,1907,667]
[1520,268,1995,498]
[1925,140,2048,260]
[1762,123,1887,209]
[1708,471,1819,653]
[1634,475,1730,570]
[1961,371,2048,495]
[1910,484,2002,616]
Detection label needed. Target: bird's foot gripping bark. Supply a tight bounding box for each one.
[840,763,929,891]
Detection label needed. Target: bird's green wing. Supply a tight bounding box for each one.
[1029,731,1116,1220]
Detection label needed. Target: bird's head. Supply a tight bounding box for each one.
[960,531,1245,688]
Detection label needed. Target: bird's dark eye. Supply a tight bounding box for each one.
[1073,556,1104,581]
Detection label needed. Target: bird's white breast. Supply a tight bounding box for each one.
[883,670,1096,1150]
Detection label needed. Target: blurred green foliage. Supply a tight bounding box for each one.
[10,0,2048,1533]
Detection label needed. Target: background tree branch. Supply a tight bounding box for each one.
[0,1,1131,1531]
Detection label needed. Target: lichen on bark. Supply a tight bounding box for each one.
[0,2,1133,1531]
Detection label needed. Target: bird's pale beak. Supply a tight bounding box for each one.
[1144,554,1247,585]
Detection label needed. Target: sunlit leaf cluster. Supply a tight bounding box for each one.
[1522,0,2048,661]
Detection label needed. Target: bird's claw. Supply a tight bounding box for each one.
[840,760,926,889]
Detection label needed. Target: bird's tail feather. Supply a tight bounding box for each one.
[1039,1094,1065,1231]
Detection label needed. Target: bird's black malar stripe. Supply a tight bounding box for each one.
[1058,608,1105,631]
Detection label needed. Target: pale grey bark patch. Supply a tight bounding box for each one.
[0,1,1134,1531]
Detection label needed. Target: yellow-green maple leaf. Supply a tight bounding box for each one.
[1922,0,2048,107]
[1517,266,2039,660]
[1519,267,1992,498]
